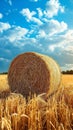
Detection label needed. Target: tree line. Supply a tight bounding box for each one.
[0,72,8,75]
[0,70,73,75]
[62,70,73,74]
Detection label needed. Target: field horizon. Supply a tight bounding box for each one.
[0,74,73,91]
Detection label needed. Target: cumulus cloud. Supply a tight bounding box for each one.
[52,29,73,52]
[63,29,73,41]
[38,19,67,38]
[20,8,43,25]
[20,0,65,25]
[48,20,67,35]
[0,22,11,32]
[7,26,28,42]
[20,8,36,20]
[0,22,73,70]
[47,29,73,53]
[37,8,43,18]
[44,0,64,18]
[61,64,73,71]
[0,13,3,19]
[0,0,73,71]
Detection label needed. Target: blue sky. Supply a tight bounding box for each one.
[0,0,73,72]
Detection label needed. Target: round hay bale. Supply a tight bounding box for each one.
[8,52,61,97]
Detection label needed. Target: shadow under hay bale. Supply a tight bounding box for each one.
[8,52,61,98]
[0,89,10,99]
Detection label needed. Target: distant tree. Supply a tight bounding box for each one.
[0,72,8,74]
[62,70,73,74]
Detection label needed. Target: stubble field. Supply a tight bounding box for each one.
[0,74,73,130]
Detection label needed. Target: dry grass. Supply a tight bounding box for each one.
[0,75,9,91]
[0,74,73,130]
[0,75,10,98]
[0,90,73,130]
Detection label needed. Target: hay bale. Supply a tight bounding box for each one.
[8,52,61,97]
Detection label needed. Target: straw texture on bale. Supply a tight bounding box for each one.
[8,52,61,97]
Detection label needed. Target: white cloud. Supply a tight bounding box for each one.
[61,64,73,71]
[20,0,65,25]
[0,22,73,70]
[63,29,73,41]
[0,13,3,19]
[20,8,43,25]
[32,17,43,25]
[37,8,43,18]
[30,0,39,2]
[38,19,67,37]
[1,0,73,71]
[53,29,73,53]
[49,45,56,52]
[47,29,73,53]
[21,8,36,20]
[48,19,67,36]
[44,0,64,18]
[0,22,11,32]
[38,30,46,38]
[8,26,28,42]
